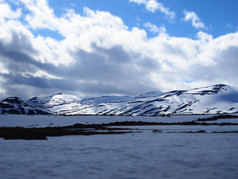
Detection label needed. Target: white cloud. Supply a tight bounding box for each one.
[129,0,176,19]
[183,10,205,29]
[0,1,238,99]
[19,0,59,30]
[144,22,166,35]
[196,31,213,44]
[0,1,21,23]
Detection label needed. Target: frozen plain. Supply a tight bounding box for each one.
[0,114,233,127]
[0,115,238,179]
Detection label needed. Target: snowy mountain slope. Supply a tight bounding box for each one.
[49,84,238,116]
[0,97,51,115]
[27,93,81,115]
[28,93,80,107]
[1,84,238,116]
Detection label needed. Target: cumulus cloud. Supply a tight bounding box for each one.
[129,0,176,19]
[0,1,21,22]
[20,0,59,31]
[144,22,166,35]
[183,10,205,29]
[0,0,238,99]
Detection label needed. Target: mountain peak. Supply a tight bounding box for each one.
[1,84,238,116]
[2,97,24,104]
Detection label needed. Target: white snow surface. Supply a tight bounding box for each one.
[1,125,238,179]
[0,115,204,127]
[28,93,80,108]
[0,114,238,128]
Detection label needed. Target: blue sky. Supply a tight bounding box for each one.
[43,0,238,38]
[0,0,238,98]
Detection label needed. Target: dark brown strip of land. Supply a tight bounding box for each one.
[1,120,238,140]
[197,114,238,121]
[0,125,136,140]
[167,130,238,134]
[105,121,238,126]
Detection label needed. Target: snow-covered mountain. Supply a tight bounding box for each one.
[1,84,238,116]
[27,93,81,115]
[0,97,51,115]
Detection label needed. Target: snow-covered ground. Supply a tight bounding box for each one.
[0,129,238,179]
[0,114,228,127]
[1,114,238,179]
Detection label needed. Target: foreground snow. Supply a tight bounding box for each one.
[1,114,238,178]
[0,129,238,179]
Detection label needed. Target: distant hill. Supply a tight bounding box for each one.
[0,97,51,115]
[1,84,238,116]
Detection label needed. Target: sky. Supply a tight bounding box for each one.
[0,0,238,99]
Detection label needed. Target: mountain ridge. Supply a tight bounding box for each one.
[1,84,238,116]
